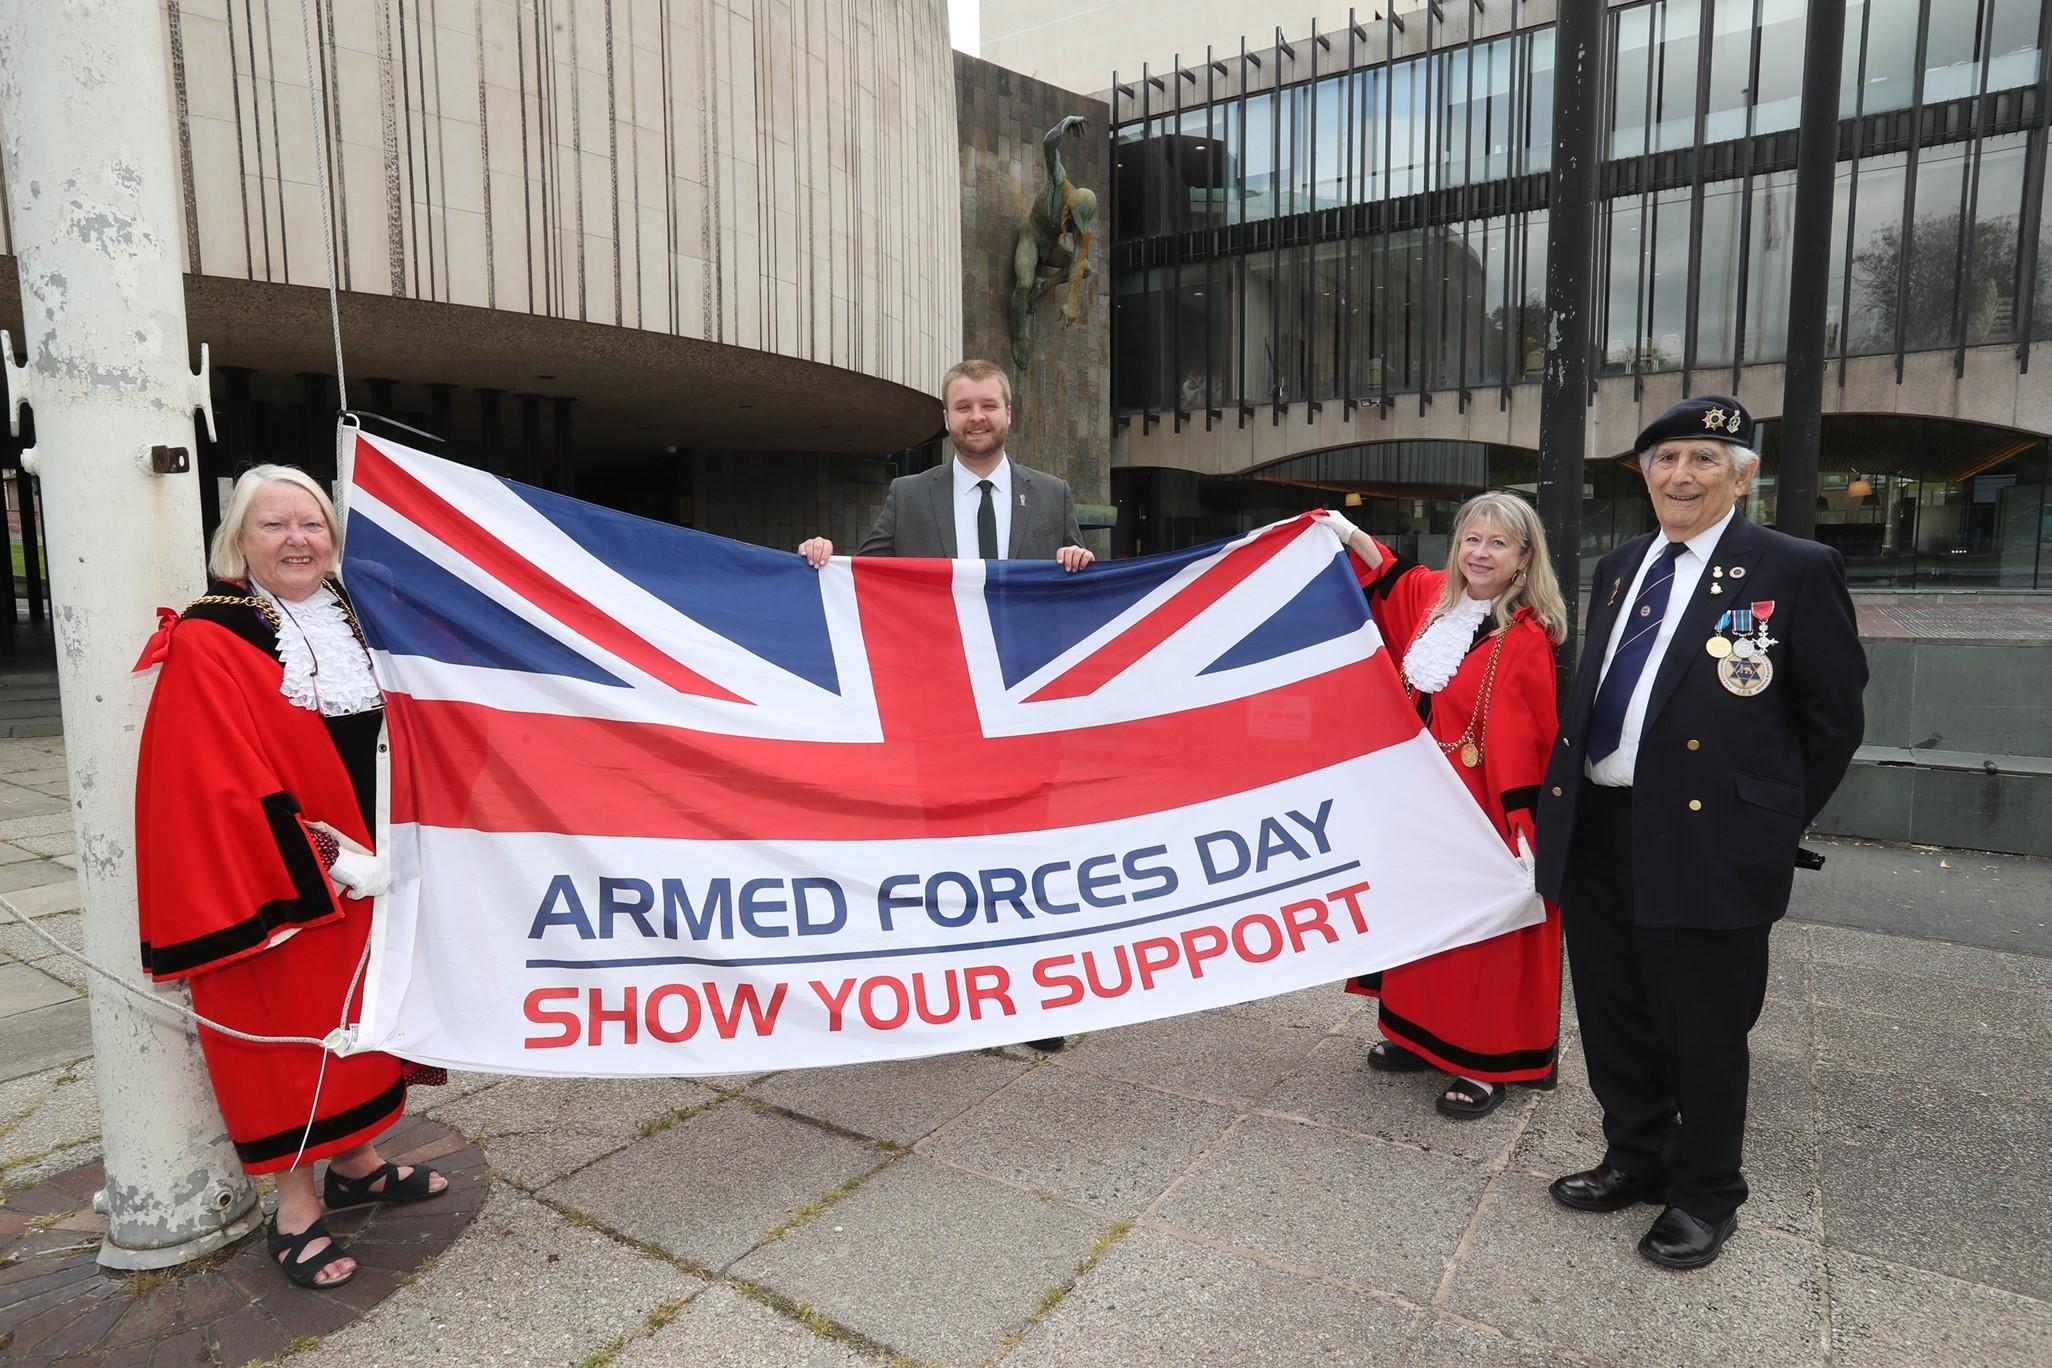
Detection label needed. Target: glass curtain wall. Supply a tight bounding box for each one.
[1110,0,2052,585]
[1116,0,2051,408]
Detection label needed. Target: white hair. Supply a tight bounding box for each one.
[1641,439,1760,477]
[208,465,344,580]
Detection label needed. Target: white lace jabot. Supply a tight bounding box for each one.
[1401,593,1495,695]
[251,582,384,716]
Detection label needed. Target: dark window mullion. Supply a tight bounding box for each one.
[1894,0,1936,382]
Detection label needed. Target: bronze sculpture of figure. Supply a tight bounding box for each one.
[1009,115,1098,371]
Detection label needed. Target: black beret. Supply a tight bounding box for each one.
[1636,395,1754,453]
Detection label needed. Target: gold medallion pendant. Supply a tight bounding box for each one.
[1717,651,1773,697]
[1459,741,1481,768]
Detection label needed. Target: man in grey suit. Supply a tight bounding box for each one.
[799,357,1090,1051]
[797,358,1093,571]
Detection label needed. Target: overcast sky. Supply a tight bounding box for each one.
[948,0,979,52]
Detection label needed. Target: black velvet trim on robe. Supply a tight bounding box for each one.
[140,791,337,977]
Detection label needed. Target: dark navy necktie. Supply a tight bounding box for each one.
[977,480,999,559]
[1587,540,1689,763]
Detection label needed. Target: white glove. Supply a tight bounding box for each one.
[1513,834,1537,890]
[310,821,391,899]
[1311,508,1361,546]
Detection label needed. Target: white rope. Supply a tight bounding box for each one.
[0,889,372,1171]
[296,0,347,399]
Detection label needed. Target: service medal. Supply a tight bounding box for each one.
[1731,636,1758,659]
[1705,635,1733,659]
[1718,651,1773,696]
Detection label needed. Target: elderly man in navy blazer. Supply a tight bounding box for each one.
[1535,396,1865,1269]
[800,357,1090,1051]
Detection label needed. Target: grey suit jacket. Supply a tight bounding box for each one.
[855,458,1084,558]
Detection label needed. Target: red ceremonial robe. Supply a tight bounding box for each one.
[135,588,405,1174]
[1344,541,1563,1085]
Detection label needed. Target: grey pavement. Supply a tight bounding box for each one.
[3,721,2050,1364]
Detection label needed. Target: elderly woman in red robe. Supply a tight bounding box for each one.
[135,465,445,1289]
[1316,492,1566,1120]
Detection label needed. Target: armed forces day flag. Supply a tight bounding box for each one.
[340,434,1540,1075]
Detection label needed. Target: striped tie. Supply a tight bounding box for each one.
[1587,541,1689,763]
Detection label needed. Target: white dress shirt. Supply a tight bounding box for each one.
[951,454,1014,560]
[1586,505,1735,787]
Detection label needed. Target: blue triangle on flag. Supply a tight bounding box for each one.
[344,516,627,686]
[1200,551,1365,676]
[508,481,840,695]
[984,545,1199,690]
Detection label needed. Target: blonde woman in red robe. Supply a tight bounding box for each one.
[135,465,445,1289]
[1315,493,1566,1120]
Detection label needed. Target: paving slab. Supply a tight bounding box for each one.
[0,783,66,820]
[920,1063,1238,1215]
[550,1100,884,1270]
[285,1185,699,1368]
[0,959,76,1017]
[1443,1172,1827,1367]
[1216,981,1364,1033]
[1053,1007,1326,1107]
[1826,1247,2052,1368]
[1815,1001,2052,1099]
[0,859,75,895]
[0,842,39,864]
[0,1059,97,1169]
[614,1282,879,1367]
[745,1048,1030,1145]
[1259,1033,1535,1164]
[0,997,91,1083]
[1151,1112,1489,1301]
[1010,1224,1418,1367]
[1811,957,2048,1036]
[1817,1062,2052,1300]
[730,1155,1106,1367]
[0,907,78,962]
[435,1074,719,1147]
[1402,1314,1590,1367]
[0,877,81,918]
[1806,920,2028,987]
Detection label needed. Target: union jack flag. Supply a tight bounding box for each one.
[344,434,1418,844]
[342,434,1531,1075]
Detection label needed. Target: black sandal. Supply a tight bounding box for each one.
[1436,1078,1510,1120]
[268,1216,355,1289]
[323,1160,445,1209]
[1367,1040,1433,1074]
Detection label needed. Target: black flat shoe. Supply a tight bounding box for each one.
[1548,1164,1667,1213]
[267,1216,354,1290]
[1366,1040,1433,1073]
[1025,1037,1067,1052]
[1638,1206,1738,1269]
[1436,1078,1509,1120]
[324,1160,445,1209]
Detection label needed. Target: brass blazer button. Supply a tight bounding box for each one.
[1552,786,1564,797]
[1687,739,1700,751]
[1688,799,1703,811]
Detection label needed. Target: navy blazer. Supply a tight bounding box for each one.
[1535,513,1867,929]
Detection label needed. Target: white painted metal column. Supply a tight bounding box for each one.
[0,0,259,1266]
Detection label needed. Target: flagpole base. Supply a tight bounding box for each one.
[96,1191,264,1271]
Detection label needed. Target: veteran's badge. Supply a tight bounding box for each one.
[1716,599,1777,695]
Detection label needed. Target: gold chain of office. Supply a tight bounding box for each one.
[184,581,370,653]
[1403,618,1508,770]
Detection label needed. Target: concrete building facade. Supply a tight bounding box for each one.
[2,0,963,556]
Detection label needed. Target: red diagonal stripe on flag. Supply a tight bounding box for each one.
[384,655,1414,840]
[1025,517,1310,703]
[353,436,747,704]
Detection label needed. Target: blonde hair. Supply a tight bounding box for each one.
[208,465,344,581]
[941,358,1013,408]
[1428,492,1568,646]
